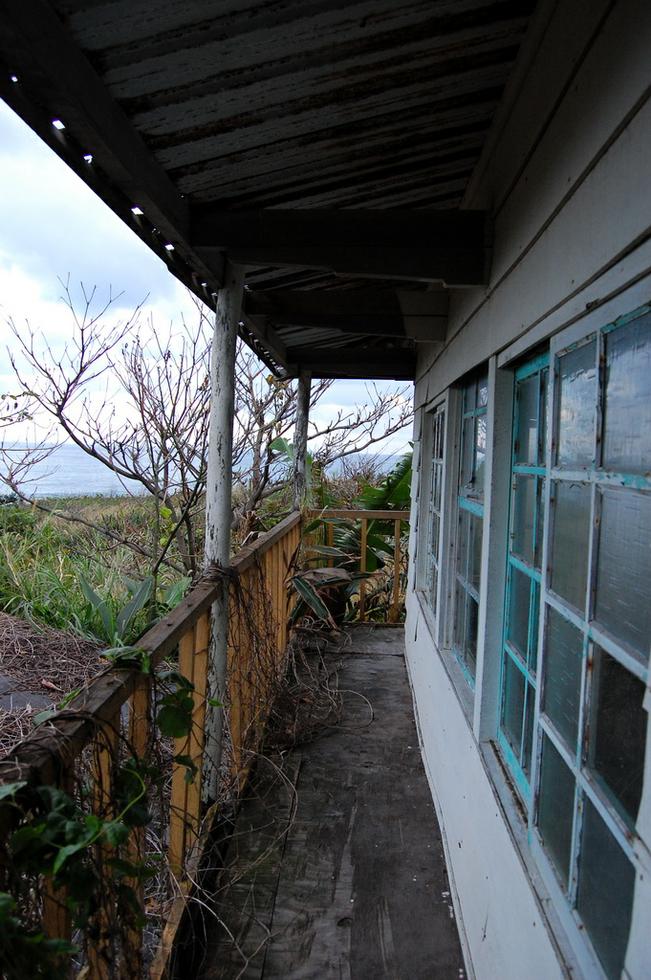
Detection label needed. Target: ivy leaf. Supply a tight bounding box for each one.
[102,820,130,847]
[174,754,198,784]
[207,698,222,708]
[0,781,26,802]
[157,703,192,739]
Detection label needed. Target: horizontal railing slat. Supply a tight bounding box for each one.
[307,509,410,521]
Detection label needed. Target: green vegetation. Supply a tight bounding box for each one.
[0,496,188,644]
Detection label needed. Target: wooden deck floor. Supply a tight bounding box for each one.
[187,627,465,980]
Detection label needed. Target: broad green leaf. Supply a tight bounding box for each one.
[292,574,334,624]
[0,781,26,802]
[116,576,153,637]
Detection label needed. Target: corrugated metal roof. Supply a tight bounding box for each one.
[0,0,537,378]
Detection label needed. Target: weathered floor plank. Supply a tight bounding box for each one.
[196,627,465,980]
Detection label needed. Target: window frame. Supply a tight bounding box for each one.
[416,393,450,649]
[451,371,489,688]
[524,304,651,979]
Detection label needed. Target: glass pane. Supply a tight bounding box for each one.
[538,367,548,466]
[469,511,482,589]
[453,582,465,654]
[529,581,540,674]
[537,734,575,887]
[463,379,477,414]
[507,564,530,661]
[512,474,536,565]
[577,798,636,980]
[595,489,651,657]
[433,462,442,510]
[477,374,488,408]
[502,653,525,754]
[515,374,539,464]
[550,481,591,611]
[522,682,535,776]
[431,513,440,560]
[557,340,596,467]
[534,477,545,570]
[461,416,474,487]
[589,647,647,824]
[603,313,651,473]
[430,566,438,616]
[542,607,583,750]
[465,595,478,676]
[475,415,486,495]
[456,509,469,578]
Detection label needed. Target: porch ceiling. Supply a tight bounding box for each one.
[0,0,537,379]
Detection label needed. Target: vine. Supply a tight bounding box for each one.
[0,648,209,978]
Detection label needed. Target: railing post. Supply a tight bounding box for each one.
[359,517,368,621]
[292,370,311,511]
[392,518,402,620]
[204,260,244,801]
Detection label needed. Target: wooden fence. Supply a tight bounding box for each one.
[306,509,410,622]
[0,511,302,979]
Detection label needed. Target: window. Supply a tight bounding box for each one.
[508,307,651,979]
[423,403,446,619]
[452,372,488,683]
[498,355,548,799]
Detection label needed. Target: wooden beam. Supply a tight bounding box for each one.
[243,288,448,342]
[192,209,488,286]
[285,348,416,380]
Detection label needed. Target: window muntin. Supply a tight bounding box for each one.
[531,307,651,979]
[452,373,487,683]
[498,356,548,797]
[423,403,446,618]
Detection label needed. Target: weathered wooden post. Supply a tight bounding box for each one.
[203,261,244,801]
[292,369,311,511]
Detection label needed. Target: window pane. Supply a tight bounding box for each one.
[461,416,474,487]
[430,566,438,616]
[506,564,530,661]
[431,513,440,561]
[538,368,548,466]
[537,735,575,887]
[455,591,478,678]
[595,489,651,657]
[477,374,488,408]
[557,341,596,467]
[515,374,539,464]
[534,477,545,570]
[475,415,486,495]
[529,581,540,674]
[589,647,647,824]
[603,313,651,473]
[512,474,536,565]
[502,653,525,754]
[463,379,477,414]
[550,481,591,611]
[542,607,583,750]
[522,682,535,776]
[469,511,482,589]
[576,799,636,980]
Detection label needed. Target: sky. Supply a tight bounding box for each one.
[0,98,412,457]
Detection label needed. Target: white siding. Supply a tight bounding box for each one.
[406,2,651,977]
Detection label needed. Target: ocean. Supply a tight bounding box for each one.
[0,444,406,499]
[0,444,144,498]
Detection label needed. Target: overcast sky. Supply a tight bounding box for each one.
[0,98,412,456]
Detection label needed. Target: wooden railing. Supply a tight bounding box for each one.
[306,509,410,622]
[0,511,301,979]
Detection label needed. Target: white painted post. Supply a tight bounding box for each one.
[292,370,311,511]
[203,261,244,801]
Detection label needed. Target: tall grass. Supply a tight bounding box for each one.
[0,503,180,643]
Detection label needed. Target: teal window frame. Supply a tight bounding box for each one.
[516,304,651,980]
[498,353,548,802]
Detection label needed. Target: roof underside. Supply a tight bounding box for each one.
[0,0,537,379]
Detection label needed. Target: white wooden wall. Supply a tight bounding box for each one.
[405,2,651,977]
